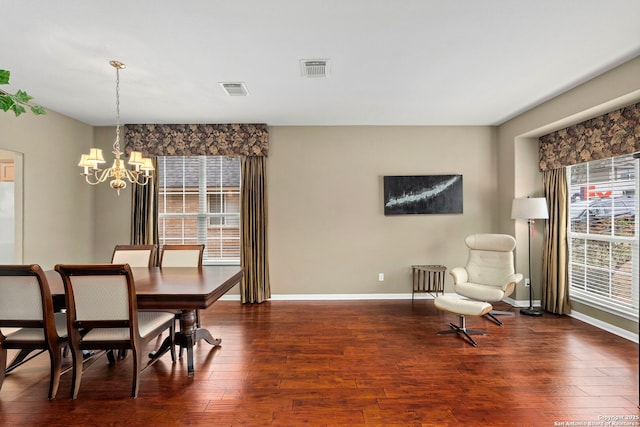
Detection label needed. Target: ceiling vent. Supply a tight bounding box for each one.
[300,59,330,78]
[220,82,249,96]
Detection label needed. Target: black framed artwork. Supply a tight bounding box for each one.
[383,175,463,215]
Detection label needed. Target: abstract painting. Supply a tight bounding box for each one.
[383,175,463,215]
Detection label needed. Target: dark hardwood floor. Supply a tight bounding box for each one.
[1,299,638,426]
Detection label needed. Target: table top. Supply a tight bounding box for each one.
[46,266,243,310]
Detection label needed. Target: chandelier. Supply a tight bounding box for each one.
[77,60,154,195]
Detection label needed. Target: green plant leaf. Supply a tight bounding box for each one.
[30,105,46,115]
[10,103,26,116]
[14,89,33,103]
[0,70,9,85]
[0,70,45,116]
[0,95,13,111]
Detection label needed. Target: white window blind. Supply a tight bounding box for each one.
[567,154,639,320]
[157,156,241,265]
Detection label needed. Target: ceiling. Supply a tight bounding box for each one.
[2,1,639,127]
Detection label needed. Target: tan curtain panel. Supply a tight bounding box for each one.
[131,158,159,265]
[541,168,570,314]
[240,156,270,303]
[538,102,640,171]
[124,123,268,157]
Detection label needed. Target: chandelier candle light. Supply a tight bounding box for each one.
[511,197,549,316]
[77,60,153,195]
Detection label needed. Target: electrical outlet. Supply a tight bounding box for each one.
[525,278,530,287]
[378,273,384,281]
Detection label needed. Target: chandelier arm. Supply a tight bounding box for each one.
[97,168,113,183]
[83,168,112,185]
[124,169,153,185]
[122,168,137,184]
[83,176,103,185]
[138,174,153,185]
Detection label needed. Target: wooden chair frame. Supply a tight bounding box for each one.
[55,264,175,399]
[0,264,68,400]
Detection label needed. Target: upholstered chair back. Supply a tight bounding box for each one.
[68,275,131,321]
[464,234,517,287]
[111,245,156,268]
[160,245,204,268]
[0,276,43,323]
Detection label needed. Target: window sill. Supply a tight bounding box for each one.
[570,291,638,322]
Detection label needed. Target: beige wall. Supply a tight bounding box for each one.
[267,126,498,295]
[0,110,94,269]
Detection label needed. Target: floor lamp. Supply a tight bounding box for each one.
[511,197,549,316]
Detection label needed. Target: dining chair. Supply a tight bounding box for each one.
[54,263,176,399]
[159,244,204,269]
[111,244,157,268]
[0,264,68,400]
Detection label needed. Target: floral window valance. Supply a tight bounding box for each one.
[538,102,640,171]
[124,123,269,157]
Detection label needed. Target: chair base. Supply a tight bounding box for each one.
[437,315,488,347]
[434,296,492,347]
[485,309,515,326]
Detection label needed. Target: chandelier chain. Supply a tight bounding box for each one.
[114,66,121,153]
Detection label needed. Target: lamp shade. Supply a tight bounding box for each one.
[511,197,549,220]
[128,151,143,166]
[77,154,95,168]
[87,148,106,164]
[140,157,155,171]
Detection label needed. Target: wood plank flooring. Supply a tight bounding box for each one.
[1,299,638,426]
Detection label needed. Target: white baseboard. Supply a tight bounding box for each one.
[220,293,432,301]
[272,293,439,300]
[503,296,638,343]
[567,310,639,343]
[503,296,539,308]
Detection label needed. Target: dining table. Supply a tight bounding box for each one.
[44,265,243,377]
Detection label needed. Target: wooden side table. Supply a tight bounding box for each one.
[411,265,446,300]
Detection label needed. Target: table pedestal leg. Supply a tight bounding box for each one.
[149,309,221,377]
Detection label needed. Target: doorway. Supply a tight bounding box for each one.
[0,149,23,263]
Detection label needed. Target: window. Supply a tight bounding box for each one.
[208,193,240,227]
[567,154,638,320]
[157,156,241,265]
